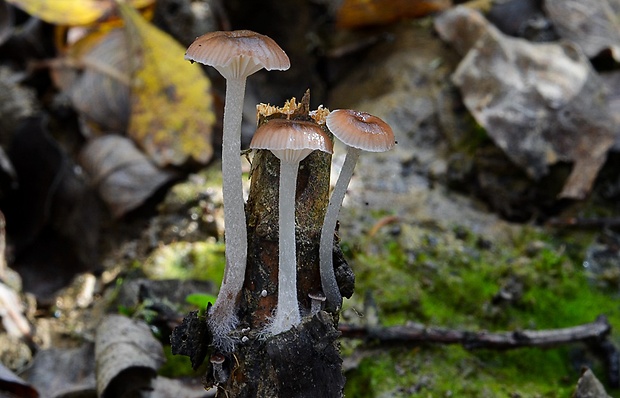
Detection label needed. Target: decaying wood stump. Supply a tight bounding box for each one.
[173,91,354,397]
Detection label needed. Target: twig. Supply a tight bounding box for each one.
[547,217,620,229]
[339,315,611,349]
[340,315,619,387]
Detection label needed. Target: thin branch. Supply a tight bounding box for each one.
[339,315,611,349]
[547,216,620,229]
[339,315,620,388]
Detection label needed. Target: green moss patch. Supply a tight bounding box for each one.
[343,221,620,396]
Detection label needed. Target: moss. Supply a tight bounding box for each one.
[343,219,620,396]
[142,240,225,282]
[159,345,208,378]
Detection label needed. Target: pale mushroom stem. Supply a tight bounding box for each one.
[270,160,302,335]
[209,77,248,347]
[319,146,361,311]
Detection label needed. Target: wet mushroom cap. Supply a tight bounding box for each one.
[184,30,290,78]
[326,109,395,152]
[250,118,333,161]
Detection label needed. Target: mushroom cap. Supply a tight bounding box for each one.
[250,118,333,163]
[308,292,327,302]
[210,353,225,364]
[326,109,395,152]
[185,30,290,79]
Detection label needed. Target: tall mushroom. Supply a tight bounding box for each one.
[320,109,395,311]
[250,118,333,335]
[185,31,290,349]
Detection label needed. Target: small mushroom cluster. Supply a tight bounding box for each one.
[185,30,395,350]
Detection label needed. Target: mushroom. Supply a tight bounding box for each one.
[308,292,327,315]
[184,31,290,347]
[320,109,395,311]
[210,353,228,383]
[250,118,333,335]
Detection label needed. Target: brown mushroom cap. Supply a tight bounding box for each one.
[326,109,395,152]
[185,30,290,79]
[250,118,333,162]
[210,353,226,364]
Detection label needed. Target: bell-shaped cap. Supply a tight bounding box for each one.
[250,118,333,163]
[185,30,290,80]
[326,109,395,152]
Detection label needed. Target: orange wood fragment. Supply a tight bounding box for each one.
[336,0,452,29]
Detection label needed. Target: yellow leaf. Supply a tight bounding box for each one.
[119,2,215,166]
[6,0,154,26]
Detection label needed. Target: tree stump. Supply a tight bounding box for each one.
[198,91,354,397]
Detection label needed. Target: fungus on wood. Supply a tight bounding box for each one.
[320,109,395,311]
[201,91,353,397]
[249,117,333,335]
[184,30,290,351]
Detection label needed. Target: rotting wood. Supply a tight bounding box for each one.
[200,91,352,397]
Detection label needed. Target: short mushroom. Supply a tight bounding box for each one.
[308,292,327,315]
[320,109,395,311]
[209,353,227,383]
[250,118,333,335]
[185,30,290,348]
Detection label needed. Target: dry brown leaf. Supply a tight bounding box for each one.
[0,362,38,398]
[600,70,620,150]
[21,344,96,397]
[72,29,131,133]
[119,2,215,166]
[438,7,615,200]
[545,0,620,60]
[51,28,131,133]
[79,135,177,218]
[95,315,164,397]
[573,368,613,398]
[5,0,154,26]
[336,0,451,29]
[152,376,215,398]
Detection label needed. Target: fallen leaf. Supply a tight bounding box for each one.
[5,0,154,26]
[22,344,96,398]
[79,135,178,218]
[95,315,164,398]
[0,66,37,140]
[119,2,215,167]
[573,368,613,398]
[486,0,557,42]
[51,28,131,133]
[545,0,620,60]
[433,4,489,55]
[336,0,451,29]
[0,0,13,46]
[437,7,615,199]
[0,362,38,398]
[152,377,215,398]
[600,70,620,149]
